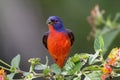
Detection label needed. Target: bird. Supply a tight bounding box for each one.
[43,16,74,68]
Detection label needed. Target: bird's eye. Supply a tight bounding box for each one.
[51,19,58,23]
[51,19,55,22]
[55,20,58,22]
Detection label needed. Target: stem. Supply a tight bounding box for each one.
[45,56,48,65]
[29,64,34,72]
[0,65,11,72]
[17,69,26,74]
[33,72,45,78]
[0,59,11,68]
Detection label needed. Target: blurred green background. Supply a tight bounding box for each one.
[39,0,120,53]
[0,0,120,71]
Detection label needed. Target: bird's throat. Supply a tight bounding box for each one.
[48,24,56,33]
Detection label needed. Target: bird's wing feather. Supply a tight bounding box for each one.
[43,32,49,49]
[66,29,74,46]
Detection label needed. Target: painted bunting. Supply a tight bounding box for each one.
[43,16,74,68]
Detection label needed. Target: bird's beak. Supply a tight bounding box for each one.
[46,19,52,24]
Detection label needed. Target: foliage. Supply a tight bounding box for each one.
[0,5,120,80]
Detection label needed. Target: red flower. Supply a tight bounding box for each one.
[102,65,112,75]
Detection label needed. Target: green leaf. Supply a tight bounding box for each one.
[89,50,100,65]
[63,54,86,75]
[94,35,104,52]
[70,62,83,74]
[85,71,102,80]
[70,53,90,63]
[102,29,120,58]
[35,64,47,70]
[63,61,85,75]
[79,53,90,59]
[70,54,81,63]
[11,54,20,69]
[7,73,15,80]
[84,76,91,80]
[51,64,61,74]
[73,77,81,80]
[102,29,119,50]
[63,61,75,72]
[82,65,101,71]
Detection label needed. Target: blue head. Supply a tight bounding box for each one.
[46,16,65,32]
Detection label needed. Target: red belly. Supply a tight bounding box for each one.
[47,32,71,67]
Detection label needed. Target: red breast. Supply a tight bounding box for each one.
[47,24,71,67]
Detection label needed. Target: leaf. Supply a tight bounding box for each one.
[35,64,47,70]
[7,73,15,80]
[11,54,20,69]
[84,76,91,80]
[94,35,104,52]
[79,53,90,59]
[73,77,81,80]
[63,54,86,75]
[63,61,75,71]
[85,71,102,80]
[70,53,90,63]
[70,62,83,74]
[70,54,81,63]
[89,50,100,65]
[63,61,85,75]
[102,29,120,58]
[102,29,119,50]
[82,65,101,71]
[51,64,61,74]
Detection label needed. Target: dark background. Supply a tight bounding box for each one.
[0,0,120,72]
